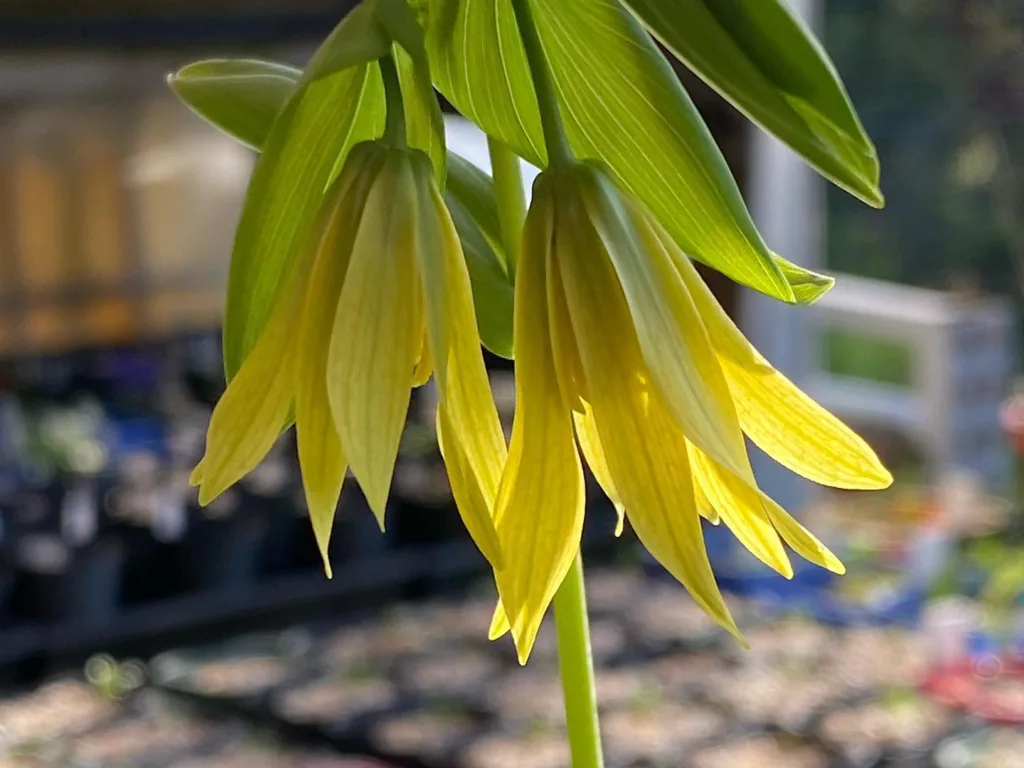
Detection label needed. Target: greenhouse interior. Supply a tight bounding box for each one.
[2,1,1024,767]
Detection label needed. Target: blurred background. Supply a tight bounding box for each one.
[1,1,1024,767]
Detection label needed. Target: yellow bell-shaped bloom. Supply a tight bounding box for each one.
[192,142,506,574]
[493,162,891,662]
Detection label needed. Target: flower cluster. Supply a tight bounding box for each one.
[178,0,892,665]
[196,150,890,662]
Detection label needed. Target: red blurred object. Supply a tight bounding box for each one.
[923,658,1024,724]
[1000,395,1024,455]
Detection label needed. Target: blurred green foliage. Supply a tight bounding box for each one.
[826,0,1024,301]
[823,328,914,386]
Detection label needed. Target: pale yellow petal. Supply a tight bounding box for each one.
[436,405,503,568]
[557,198,740,642]
[596,380,739,641]
[693,471,720,525]
[725,359,892,490]
[413,156,505,567]
[673,248,892,490]
[575,400,717,530]
[579,170,752,488]
[494,190,586,664]
[572,402,626,534]
[327,156,421,526]
[411,329,433,388]
[489,601,510,640]
[687,443,793,578]
[546,234,587,412]
[196,259,308,506]
[762,496,846,574]
[295,174,369,577]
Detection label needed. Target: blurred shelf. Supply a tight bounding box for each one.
[0,545,470,669]
[0,4,359,48]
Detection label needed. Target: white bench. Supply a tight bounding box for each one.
[806,274,1015,491]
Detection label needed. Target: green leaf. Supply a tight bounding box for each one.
[425,0,815,304]
[775,255,834,305]
[304,1,392,85]
[447,192,514,358]
[446,153,503,252]
[446,154,512,356]
[428,0,546,166]
[538,0,803,302]
[167,59,301,150]
[223,65,385,380]
[623,0,883,208]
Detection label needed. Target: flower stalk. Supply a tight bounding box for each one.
[486,22,606,763]
[554,553,605,768]
[509,0,572,168]
[380,51,407,149]
[487,136,526,276]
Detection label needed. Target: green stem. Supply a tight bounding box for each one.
[491,10,598,763]
[553,553,605,768]
[487,136,527,276]
[509,0,573,167]
[380,51,406,148]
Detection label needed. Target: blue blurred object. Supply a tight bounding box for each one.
[108,416,170,464]
[967,629,1000,659]
[669,519,931,625]
[704,521,836,596]
[967,628,1004,678]
[808,584,926,627]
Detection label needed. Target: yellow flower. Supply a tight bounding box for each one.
[492,162,891,662]
[192,142,506,574]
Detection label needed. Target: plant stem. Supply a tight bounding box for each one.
[553,553,605,768]
[380,51,406,149]
[486,15,598,761]
[509,0,573,167]
[487,136,527,276]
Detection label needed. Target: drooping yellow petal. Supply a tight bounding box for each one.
[593,374,740,641]
[761,495,846,574]
[573,400,719,532]
[673,247,892,490]
[687,443,793,578]
[295,169,373,577]
[196,258,309,506]
[411,328,433,387]
[436,406,503,568]
[546,236,587,412]
[572,402,625,535]
[412,154,505,567]
[488,601,510,640]
[494,187,586,663]
[557,193,740,642]
[693,470,720,525]
[327,155,422,527]
[579,169,752,491]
